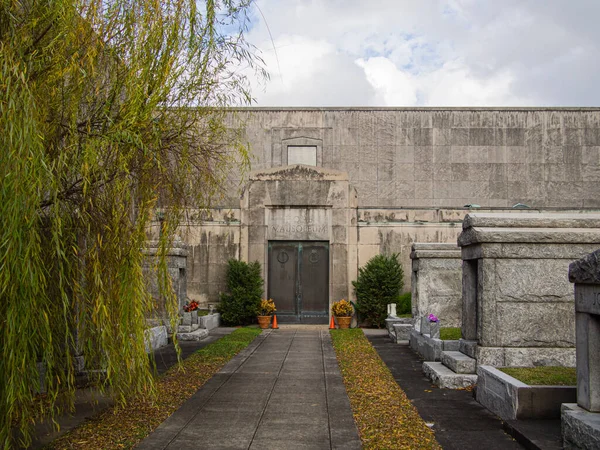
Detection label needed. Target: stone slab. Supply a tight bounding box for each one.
[460,339,478,358]
[441,351,476,374]
[144,326,168,353]
[463,213,600,230]
[176,328,209,341]
[198,313,221,331]
[422,361,477,389]
[562,403,600,450]
[385,316,412,341]
[393,323,412,342]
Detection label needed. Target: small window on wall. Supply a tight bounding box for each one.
[287,146,317,166]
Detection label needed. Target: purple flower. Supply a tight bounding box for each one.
[428,313,439,323]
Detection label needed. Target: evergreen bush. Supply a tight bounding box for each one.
[218,259,264,326]
[397,292,412,315]
[352,253,404,327]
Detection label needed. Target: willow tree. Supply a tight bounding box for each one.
[0,0,263,446]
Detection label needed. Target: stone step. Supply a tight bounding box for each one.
[441,351,477,374]
[177,328,209,341]
[423,362,478,389]
[459,339,478,358]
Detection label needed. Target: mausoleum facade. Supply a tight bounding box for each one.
[170,107,600,323]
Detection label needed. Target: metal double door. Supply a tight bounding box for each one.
[268,241,329,324]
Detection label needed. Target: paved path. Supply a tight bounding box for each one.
[137,329,361,450]
[366,333,524,450]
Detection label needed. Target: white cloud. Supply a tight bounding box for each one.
[355,57,417,106]
[242,0,600,106]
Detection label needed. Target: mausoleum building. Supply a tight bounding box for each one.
[170,107,600,323]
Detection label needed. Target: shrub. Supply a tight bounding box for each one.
[352,253,404,328]
[397,292,411,315]
[218,259,264,326]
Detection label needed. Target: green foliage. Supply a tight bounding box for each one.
[352,254,404,328]
[440,327,462,341]
[0,0,264,445]
[397,292,412,315]
[500,366,577,386]
[218,260,264,326]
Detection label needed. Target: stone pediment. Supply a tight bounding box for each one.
[569,249,600,284]
[249,164,348,182]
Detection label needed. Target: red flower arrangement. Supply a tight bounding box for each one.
[183,300,199,312]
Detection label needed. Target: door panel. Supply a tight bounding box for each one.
[300,243,329,314]
[268,241,329,323]
[267,242,298,315]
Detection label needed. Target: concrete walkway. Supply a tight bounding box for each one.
[137,329,361,450]
[366,332,524,450]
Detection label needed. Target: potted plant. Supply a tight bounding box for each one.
[257,298,276,329]
[331,299,354,329]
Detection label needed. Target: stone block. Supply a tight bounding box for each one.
[562,403,600,450]
[182,312,192,326]
[199,313,221,331]
[393,323,413,342]
[441,351,476,374]
[460,340,478,358]
[144,326,168,353]
[423,362,478,389]
[177,328,209,341]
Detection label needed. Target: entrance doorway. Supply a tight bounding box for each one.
[268,241,329,324]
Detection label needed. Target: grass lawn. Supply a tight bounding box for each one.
[439,327,461,340]
[499,366,577,386]
[397,313,412,318]
[48,327,262,449]
[331,329,440,450]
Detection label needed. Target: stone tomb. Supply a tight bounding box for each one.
[410,243,462,329]
[562,249,600,449]
[143,239,189,314]
[459,212,600,367]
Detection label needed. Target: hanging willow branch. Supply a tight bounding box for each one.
[0,0,263,446]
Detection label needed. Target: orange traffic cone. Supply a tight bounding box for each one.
[329,315,336,329]
[272,314,279,329]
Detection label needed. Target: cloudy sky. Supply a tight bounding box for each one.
[241,0,600,107]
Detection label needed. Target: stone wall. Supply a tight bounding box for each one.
[226,108,600,209]
[166,108,600,305]
[180,212,240,307]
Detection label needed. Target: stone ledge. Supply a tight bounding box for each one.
[463,213,600,230]
[562,403,600,450]
[441,351,476,374]
[476,346,576,367]
[199,313,221,331]
[177,328,209,341]
[423,362,477,389]
[409,330,460,361]
[476,365,576,421]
